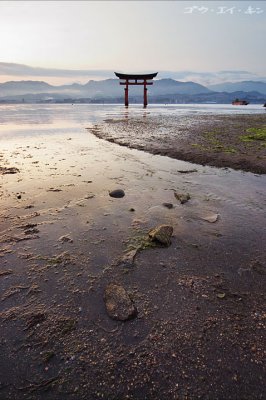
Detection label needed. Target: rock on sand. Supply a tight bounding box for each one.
[149,224,173,246]
[109,189,125,198]
[104,283,137,321]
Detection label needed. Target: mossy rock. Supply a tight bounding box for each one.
[149,225,173,246]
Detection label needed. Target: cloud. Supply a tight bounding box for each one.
[158,70,266,85]
[0,63,265,86]
[0,62,113,79]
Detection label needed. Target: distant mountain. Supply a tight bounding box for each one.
[208,81,266,95]
[0,78,211,100]
[0,80,54,96]
[148,90,265,105]
[1,62,266,86]
[0,79,265,104]
[151,79,211,95]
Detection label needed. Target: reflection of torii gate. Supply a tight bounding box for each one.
[115,72,158,108]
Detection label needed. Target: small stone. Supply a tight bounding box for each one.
[59,235,73,243]
[149,225,173,246]
[162,203,173,209]
[0,270,13,277]
[0,167,19,175]
[177,169,198,174]
[85,194,95,199]
[17,194,22,199]
[47,188,62,192]
[109,189,125,198]
[118,249,138,268]
[174,192,190,204]
[104,283,137,321]
[24,228,39,235]
[201,213,219,223]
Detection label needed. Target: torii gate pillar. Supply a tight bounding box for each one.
[124,81,129,107]
[115,72,158,108]
[144,82,148,108]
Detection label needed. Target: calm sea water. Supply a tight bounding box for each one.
[0,103,265,137]
[0,102,265,246]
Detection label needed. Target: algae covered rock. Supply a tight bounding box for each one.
[174,192,190,204]
[104,283,137,321]
[148,224,173,246]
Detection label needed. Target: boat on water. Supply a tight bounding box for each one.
[232,99,249,105]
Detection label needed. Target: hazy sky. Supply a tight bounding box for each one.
[0,1,265,84]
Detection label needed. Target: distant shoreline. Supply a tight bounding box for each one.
[0,101,266,105]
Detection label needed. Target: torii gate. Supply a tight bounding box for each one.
[114,72,158,108]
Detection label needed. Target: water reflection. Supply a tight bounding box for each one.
[0,103,264,127]
[1,102,265,232]
[0,103,265,139]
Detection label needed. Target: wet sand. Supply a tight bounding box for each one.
[91,113,266,174]
[0,105,266,399]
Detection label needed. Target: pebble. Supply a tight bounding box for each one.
[109,189,125,198]
[201,213,219,223]
[117,249,138,268]
[162,203,173,209]
[59,235,73,243]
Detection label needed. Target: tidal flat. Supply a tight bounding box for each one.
[94,112,266,174]
[0,104,265,399]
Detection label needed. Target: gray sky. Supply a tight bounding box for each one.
[0,1,265,84]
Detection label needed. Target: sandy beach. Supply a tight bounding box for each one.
[0,104,265,400]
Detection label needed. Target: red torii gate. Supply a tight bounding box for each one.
[115,72,158,108]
